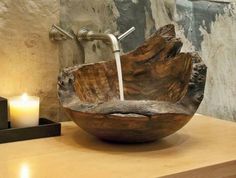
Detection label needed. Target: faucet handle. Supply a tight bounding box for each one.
[49,24,74,41]
[117,27,135,41]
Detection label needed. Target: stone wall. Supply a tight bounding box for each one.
[0,0,236,122]
[175,0,236,122]
[0,0,60,121]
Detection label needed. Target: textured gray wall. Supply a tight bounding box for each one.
[176,0,236,122]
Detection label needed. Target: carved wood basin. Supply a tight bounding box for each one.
[58,24,207,143]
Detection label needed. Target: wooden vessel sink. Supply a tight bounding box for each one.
[58,24,207,143]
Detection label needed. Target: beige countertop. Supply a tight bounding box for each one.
[0,114,236,178]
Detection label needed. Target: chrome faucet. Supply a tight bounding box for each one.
[77,27,135,53]
[49,24,135,53]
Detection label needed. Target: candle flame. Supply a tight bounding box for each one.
[21,93,28,101]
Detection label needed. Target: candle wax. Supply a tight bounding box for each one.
[9,94,39,128]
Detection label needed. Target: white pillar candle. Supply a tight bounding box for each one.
[9,93,40,128]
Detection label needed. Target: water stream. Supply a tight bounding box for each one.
[114,52,124,101]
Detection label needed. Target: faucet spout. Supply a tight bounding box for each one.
[77,29,120,53]
[106,34,120,53]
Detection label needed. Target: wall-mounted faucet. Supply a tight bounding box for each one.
[77,28,120,53]
[77,27,135,53]
[49,24,135,53]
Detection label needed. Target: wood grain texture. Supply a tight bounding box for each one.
[58,24,207,143]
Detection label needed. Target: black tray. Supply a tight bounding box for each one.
[0,118,61,144]
[0,97,8,129]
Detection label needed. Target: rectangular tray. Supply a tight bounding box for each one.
[0,118,61,144]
